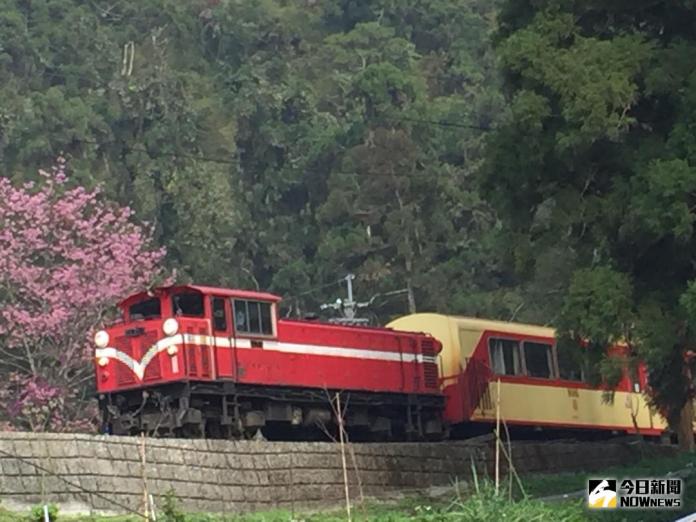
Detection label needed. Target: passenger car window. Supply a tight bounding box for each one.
[523,341,553,378]
[129,298,161,319]
[488,338,521,375]
[233,299,273,335]
[172,293,204,317]
[212,297,227,331]
[557,347,584,381]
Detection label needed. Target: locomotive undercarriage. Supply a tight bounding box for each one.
[99,381,446,442]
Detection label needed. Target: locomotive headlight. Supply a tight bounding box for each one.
[94,330,109,348]
[167,345,178,356]
[162,318,179,336]
[97,356,109,367]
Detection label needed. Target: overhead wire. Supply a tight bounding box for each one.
[11,68,497,135]
[378,114,494,131]
[68,138,475,178]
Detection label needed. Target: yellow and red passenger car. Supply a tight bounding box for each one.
[388,314,667,438]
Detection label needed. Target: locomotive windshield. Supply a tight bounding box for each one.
[172,292,204,317]
[129,298,161,320]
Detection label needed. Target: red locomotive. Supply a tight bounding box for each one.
[95,285,445,440]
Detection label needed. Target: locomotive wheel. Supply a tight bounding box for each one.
[205,421,224,439]
[243,427,260,440]
[99,386,445,442]
[260,423,287,441]
[175,424,203,438]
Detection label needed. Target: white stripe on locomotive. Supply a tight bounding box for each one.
[95,334,437,381]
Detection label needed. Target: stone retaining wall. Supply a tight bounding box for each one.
[0,432,675,515]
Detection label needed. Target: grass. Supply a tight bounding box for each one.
[522,450,696,522]
[523,450,696,498]
[1,449,693,522]
[0,492,584,522]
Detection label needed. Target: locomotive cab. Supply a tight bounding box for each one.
[96,284,443,439]
[94,285,281,392]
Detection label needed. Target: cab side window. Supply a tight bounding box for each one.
[488,338,521,375]
[523,341,553,378]
[211,297,227,332]
[233,299,274,335]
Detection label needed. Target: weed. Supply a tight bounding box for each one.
[29,504,59,522]
[160,490,185,522]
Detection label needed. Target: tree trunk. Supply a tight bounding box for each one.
[406,276,416,314]
[404,257,416,314]
[677,399,695,452]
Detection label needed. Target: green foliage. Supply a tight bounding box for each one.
[558,266,634,346]
[489,0,696,443]
[29,504,58,522]
[158,485,584,521]
[679,279,696,335]
[628,159,696,241]
[501,24,650,148]
[0,0,506,324]
[160,489,185,522]
[524,452,696,522]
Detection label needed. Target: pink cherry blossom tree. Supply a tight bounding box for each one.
[0,158,167,431]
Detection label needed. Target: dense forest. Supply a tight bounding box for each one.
[0,0,513,323]
[2,0,696,447]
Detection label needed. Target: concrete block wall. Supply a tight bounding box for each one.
[0,432,672,515]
